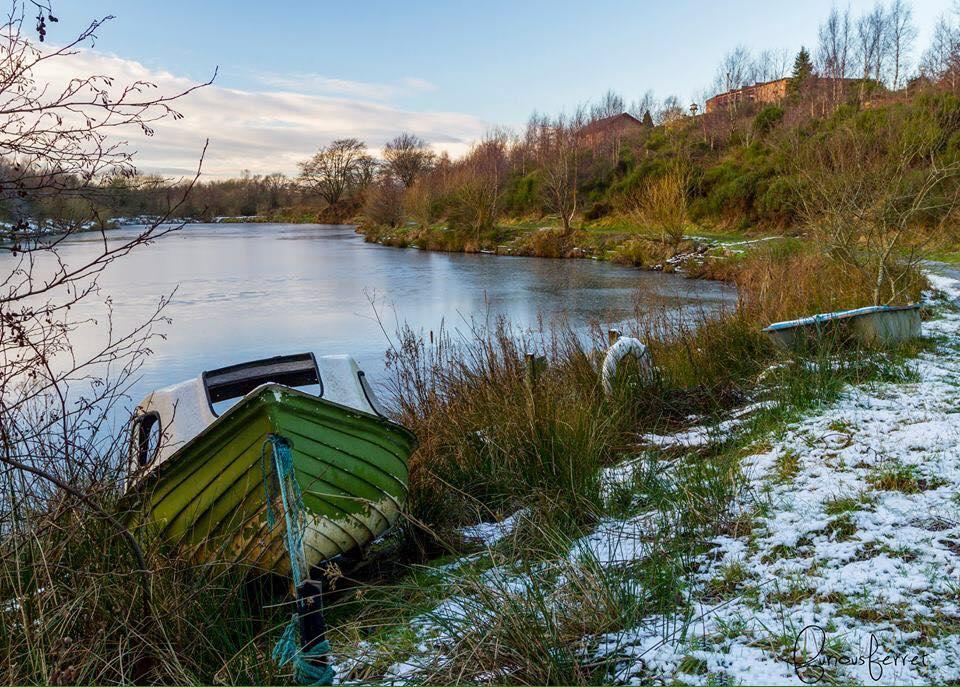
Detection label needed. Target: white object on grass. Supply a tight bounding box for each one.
[601,336,652,396]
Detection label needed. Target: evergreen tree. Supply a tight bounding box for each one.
[641,110,654,127]
[790,47,814,93]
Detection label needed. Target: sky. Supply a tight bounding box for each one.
[42,0,949,178]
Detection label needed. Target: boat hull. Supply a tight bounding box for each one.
[126,384,416,575]
[847,307,922,345]
[763,304,921,349]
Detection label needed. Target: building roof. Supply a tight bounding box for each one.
[580,112,646,136]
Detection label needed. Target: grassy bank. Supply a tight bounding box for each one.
[329,341,928,684]
[359,215,772,279]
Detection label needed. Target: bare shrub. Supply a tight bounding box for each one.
[792,108,960,305]
[446,132,510,240]
[629,169,690,245]
[363,175,404,228]
[0,5,283,683]
[512,227,574,258]
[403,177,439,227]
[611,236,670,268]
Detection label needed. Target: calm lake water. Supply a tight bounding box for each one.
[42,223,736,417]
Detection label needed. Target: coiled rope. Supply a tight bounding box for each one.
[261,434,334,685]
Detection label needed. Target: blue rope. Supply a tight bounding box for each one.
[273,621,334,686]
[261,434,308,588]
[262,434,335,686]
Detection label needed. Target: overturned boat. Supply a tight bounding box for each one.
[124,353,416,575]
[763,304,922,349]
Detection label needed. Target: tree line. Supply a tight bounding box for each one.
[7,0,960,240]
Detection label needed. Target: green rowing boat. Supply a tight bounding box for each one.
[124,353,416,575]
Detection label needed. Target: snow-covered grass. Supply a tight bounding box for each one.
[330,278,959,686]
[631,274,960,686]
[590,277,960,686]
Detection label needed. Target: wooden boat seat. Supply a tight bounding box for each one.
[204,353,320,403]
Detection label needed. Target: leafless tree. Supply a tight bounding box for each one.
[383,132,435,187]
[0,12,210,208]
[589,89,625,121]
[888,0,917,90]
[520,109,550,172]
[920,13,960,89]
[540,110,585,234]
[0,2,211,679]
[855,3,889,84]
[712,45,754,99]
[818,6,852,103]
[298,138,375,206]
[855,12,876,82]
[356,152,378,190]
[261,171,288,210]
[656,95,685,125]
[628,90,656,121]
[753,48,792,82]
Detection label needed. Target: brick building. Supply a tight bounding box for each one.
[705,78,790,113]
[706,76,864,114]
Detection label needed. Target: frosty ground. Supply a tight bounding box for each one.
[336,273,960,686]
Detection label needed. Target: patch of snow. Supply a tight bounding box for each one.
[570,513,656,566]
[638,401,778,450]
[459,509,526,546]
[640,421,738,449]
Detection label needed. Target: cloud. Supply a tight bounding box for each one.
[254,73,438,101]
[400,77,438,93]
[30,50,485,178]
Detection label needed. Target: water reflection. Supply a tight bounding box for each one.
[20,223,737,417]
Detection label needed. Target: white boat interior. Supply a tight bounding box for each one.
[127,352,387,477]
